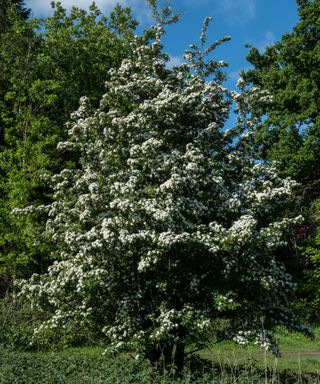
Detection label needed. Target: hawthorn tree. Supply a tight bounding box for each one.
[18,20,309,370]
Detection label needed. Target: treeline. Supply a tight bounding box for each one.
[0,0,139,281]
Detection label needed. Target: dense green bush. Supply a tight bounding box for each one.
[299,200,320,322]
[0,296,98,351]
[0,296,39,351]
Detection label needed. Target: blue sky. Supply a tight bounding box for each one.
[163,0,299,89]
[25,0,299,90]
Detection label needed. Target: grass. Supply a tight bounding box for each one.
[199,328,320,375]
[1,329,320,383]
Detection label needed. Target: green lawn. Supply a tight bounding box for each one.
[199,328,320,375]
[1,330,320,383]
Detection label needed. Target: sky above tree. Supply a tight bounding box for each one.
[25,0,299,90]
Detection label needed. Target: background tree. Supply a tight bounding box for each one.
[18,21,310,371]
[242,0,320,320]
[243,0,320,206]
[0,0,39,283]
[0,1,138,281]
[0,0,30,34]
[300,199,320,319]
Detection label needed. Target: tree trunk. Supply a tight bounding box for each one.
[173,342,185,375]
[147,344,161,364]
[163,343,174,366]
[147,341,185,373]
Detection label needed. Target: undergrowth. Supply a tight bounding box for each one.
[1,349,320,384]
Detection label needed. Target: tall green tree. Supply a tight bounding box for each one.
[0,0,30,34]
[243,0,320,206]
[0,0,32,107]
[242,0,320,319]
[0,1,138,280]
[299,198,320,318]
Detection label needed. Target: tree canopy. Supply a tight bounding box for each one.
[243,0,320,205]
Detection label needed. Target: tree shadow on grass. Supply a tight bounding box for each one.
[184,354,320,384]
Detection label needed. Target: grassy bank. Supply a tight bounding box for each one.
[1,330,320,384]
[200,328,320,375]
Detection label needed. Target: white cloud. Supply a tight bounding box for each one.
[166,55,184,69]
[246,30,276,53]
[219,0,256,25]
[26,0,53,15]
[26,0,256,25]
[229,67,247,82]
[258,31,275,51]
[180,0,256,25]
[26,0,150,21]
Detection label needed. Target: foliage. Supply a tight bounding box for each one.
[299,200,320,319]
[243,0,320,206]
[0,295,43,351]
[0,1,138,279]
[0,0,30,34]
[16,19,311,370]
[147,0,181,25]
[0,294,100,352]
[242,0,320,323]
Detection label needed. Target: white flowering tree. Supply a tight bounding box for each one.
[18,20,309,370]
